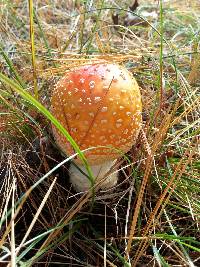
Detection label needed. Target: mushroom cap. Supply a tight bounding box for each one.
[51,63,142,165]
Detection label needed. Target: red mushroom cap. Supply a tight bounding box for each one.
[51,62,142,164]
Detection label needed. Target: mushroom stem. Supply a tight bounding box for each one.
[69,160,118,192]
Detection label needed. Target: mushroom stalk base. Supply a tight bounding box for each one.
[69,160,118,192]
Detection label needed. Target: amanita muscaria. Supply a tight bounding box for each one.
[51,62,142,191]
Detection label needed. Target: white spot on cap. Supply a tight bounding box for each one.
[74,88,79,93]
[101,107,108,112]
[80,78,85,84]
[116,119,123,123]
[101,119,107,124]
[119,106,124,110]
[94,97,101,103]
[89,72,95,76]
[71,128,77,132]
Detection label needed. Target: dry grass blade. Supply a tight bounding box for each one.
[125,138,153,258]
[188,51,200,84]
[104,205,107,267]
[132,139,198,266]
[171,96,200,127]
[0,171,13,230]
[0,187,32,249]
[96,32,106,54]
[10,178,16,267]
[126,101,179,258]
[38,191,92,253]
[40,53,142,78]
[15,177,57,256]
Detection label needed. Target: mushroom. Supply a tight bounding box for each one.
[51,62,142,191]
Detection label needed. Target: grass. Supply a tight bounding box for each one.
[0,0,199,266]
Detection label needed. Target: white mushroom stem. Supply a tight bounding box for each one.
[69,160,118,192]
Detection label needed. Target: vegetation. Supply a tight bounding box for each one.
[0,0,199,266]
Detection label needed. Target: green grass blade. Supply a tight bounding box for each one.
[28,0,39,99]
[33,8,56,67]
[108,245,130,267]
[21,221,83,267]
[0,43,26,88]
[16,219,86,263]
[159,0,164,110]
[164,210,195,266]
[85,0,105,54]
[153,245,170,267]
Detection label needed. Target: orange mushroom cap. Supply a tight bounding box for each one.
[51,63,142,165]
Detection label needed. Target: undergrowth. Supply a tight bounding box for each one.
[0,0,199,266]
